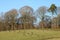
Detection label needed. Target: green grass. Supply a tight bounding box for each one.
[0,29,60,40]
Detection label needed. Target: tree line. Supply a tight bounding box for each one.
[0,4,60,31]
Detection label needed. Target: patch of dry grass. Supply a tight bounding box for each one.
[0,29,60,40]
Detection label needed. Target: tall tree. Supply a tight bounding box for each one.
[36,6,47,28]
[4,9,18,31]
[0,16,4,31]
[48,4,57,17]
[19,6,36,29]
[19,6,33,16]
[48,4,57,29]
[57,7,60,14]
[37,6,47,21]
[57,14,60,28]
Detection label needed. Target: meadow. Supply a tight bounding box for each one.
[0,29,60,40]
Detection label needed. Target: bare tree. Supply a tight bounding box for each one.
[19,6,33,16]
[19,6,35,29]
[57,14,60,28]
[4,9,18,31]
[0,12,7,31]
[36,6,47,29]
[0,17,4,31]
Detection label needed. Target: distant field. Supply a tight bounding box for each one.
[0,29,60,40]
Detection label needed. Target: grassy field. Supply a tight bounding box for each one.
[0,29,60,40]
